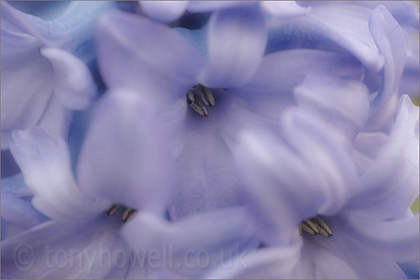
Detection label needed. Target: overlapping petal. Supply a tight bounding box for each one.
[10,127,109,221]
[140,1,188,23]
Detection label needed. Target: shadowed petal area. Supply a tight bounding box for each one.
[97,11,204,104]
[267,4,384,72]
[200,6,267,88]
[187,1,257,13]
[140,1,188,23]
[366,5,407,131]
[347,95,419,219]
[77,89,183,216]
[121,207,259,278]
[41,48,97,110]
[1,173,33,197]
[10,127,109,221]
[1,218,131,279]
[1,193,48,230]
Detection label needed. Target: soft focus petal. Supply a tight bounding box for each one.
[261,1,311,17]
[1,173,33,197]
[168,96,240,220]
[267,4,384,72]
[200,6,267,88]
[208,243,302,279]
[348,95,419,219]
[77,89,182,216]
[366,5,407,131]
[97,11,204,104]
[10,127,109,221]
[1,193,48,230]
[294,73,370,149]
[187,1,256,13]
[341,212,419,263]
[41,47,97,110]
[121,207,259,278]
[1,48,54,148]
[1,218,131,279]
[140,1,187,23]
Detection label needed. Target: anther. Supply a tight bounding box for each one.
[186,85,215,116]
[106,204,120,216]
[299,216,333,237]
[121,208,136,222]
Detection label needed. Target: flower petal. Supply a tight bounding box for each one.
[1,193,48,230]
[40,47,97,110]
[267,4,384,72]
[1,218,131,279]
[121,207,259,278]
[1,48,55,148]
[97,11,204,104]
[1,173,33,197]
[10,127,109,221]
[366,5,407,131]
[187,1,257,13]
[200,6,267,88]
[77,89,184,216]
[140,1,188,23]
[261,1,311,17]
[347,95,419,219]
[341,212,419,263]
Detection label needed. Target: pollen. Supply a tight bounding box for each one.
[186,84,215,116]
[299,216,333,237]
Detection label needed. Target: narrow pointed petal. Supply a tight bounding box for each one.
[366,5,407,131]
[77,89,184,216]
[267,4,384,72]
[140,1,188,23]
[41,48,97,110]
[97,11,204,104]
[348,95,419,219]
[200,6,267,88]
[10,127,109,221]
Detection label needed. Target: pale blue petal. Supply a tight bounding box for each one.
[1,173,33,197]
[261,1,311,17]
[267,4,384,72]
[200,6,267,88]
[97,11,204,104]
[140,1,188,23]
[1,193,48,230]
[10,127,109,221]
[121,207,259,278]
[366,5,407,131]
[1,218,130,279]
[77,89,184,216]
[187,1,257,13]
[41,48,97,110]
[347,95,419,219]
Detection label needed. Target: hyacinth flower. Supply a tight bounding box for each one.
[96,6,375,222]
[2,88,257,278]
[1,1,117,150]
[138,1,310,24]
[207,72,419,279]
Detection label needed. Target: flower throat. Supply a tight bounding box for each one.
[186,84,216,116]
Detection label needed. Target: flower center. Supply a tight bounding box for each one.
[299,216,332,237]
[186,84,216,116]
[106,204,137,222]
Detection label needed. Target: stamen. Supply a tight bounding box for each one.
[121,208,136,222]
[299,216,333,237]
[106,204,120,216]
[186,85,216,116]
